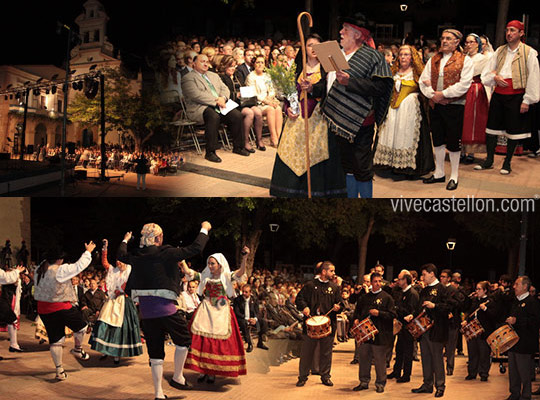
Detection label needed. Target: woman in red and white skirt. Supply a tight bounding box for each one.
[180,247,249,383]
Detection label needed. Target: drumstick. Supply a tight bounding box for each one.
[324,303,340,317]
[471,300,490,317]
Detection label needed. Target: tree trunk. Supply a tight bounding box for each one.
[238,206,266,276]
[357,216,375,281]
[506,242,519,277]
[495,0,511,48]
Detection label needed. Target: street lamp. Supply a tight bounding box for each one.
[269,224,279,269]
[446,238,456,269]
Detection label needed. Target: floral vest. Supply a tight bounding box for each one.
[430,51,466,100]
[34,265,77,303]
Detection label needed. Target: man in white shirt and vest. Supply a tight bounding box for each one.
[476,20,540,175]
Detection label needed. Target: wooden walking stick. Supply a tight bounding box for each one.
[297,11,313,198]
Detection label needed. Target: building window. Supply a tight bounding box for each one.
[57,100,63,112]
[90,10,94,18]
[40,96,46,109]
[84,31,90,43]
[95,29,100,42]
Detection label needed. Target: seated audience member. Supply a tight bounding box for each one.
[246,55,283,147]
[71,276,85,310]
[81,278,107,328]
[233,284,269,352]
[235,49,255,86]
[219,55,265,153]
[180,280,201,321]
[182,54,248,162]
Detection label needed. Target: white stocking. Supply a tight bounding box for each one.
[433,145,446,179]
[449,151,460,183]
[50,343,64,373]
[73,326,86,349]
[150,358,165,399]
[173,345,189,384]
[8,324,19,349]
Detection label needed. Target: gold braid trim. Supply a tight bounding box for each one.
[187,359,246,371]
[189,348,246,361]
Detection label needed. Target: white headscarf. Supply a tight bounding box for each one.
[140,223,163,248]
[198,253,235,298]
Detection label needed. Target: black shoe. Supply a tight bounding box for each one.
[246,344,253,352]
[463,155,475,164]
[257,145,266,151]
[446,369,453,376]
[154,395,168,400]
[423,175,445,184]
[9,347,23,353]
[413,356,420,362]
[376,386,384,393]
[246,148,256,154]
[296,379,307,387]
[387,372,399,379]
[480,376,488,382]
[321,378,333,386]
[435,389,445,398]
[206,375,215,384]
[532,387,540,395]
[233,148,251,156]
[257,342,269,350]
[474,162,493,170]
[169,378,192,390]
[446,179,458,190]
[412,386,433,393]
[396,377,410,383]
[465,375,476,380]
[197,374,207,383]
[350,359,359,364]
[205,152,222,163]
[99,354,108,361]
[353,384,368,391]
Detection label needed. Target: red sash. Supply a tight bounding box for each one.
[494,79,525,95]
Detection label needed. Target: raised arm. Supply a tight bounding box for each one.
[179,260,195,280]
[233,246,250,279]
[0,265,25,285]
[56,241,96,283]
[101,239,111,270]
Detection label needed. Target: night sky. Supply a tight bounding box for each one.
[29,198,540,285]
[2,0,538,68]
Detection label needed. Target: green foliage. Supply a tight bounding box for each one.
[68,67,168,150]
[266,63,297,97]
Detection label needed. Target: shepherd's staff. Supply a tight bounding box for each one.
[296,11,313,198]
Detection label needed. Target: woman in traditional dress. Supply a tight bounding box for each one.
[89,239,143,364]
[270,34,346,197]
[462,34,489,164]
[0,267,23,352]
[0,265,26,360]
[373,45,434,177]
[181,247,249,383]
[246,56,283,146]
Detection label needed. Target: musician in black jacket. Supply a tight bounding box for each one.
[462,281,496,381]
[412,263,450,398]
[295,261,341,387]
[505,276,540,400]
[440,269,466,376]
[233,284,268,352]
[352,272,396,393]
[389,270,420,383]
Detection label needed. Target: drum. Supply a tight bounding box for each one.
[393,319,402,335]
[306,315,331,339]
[486,324,519,357]
[460,318,484,341]
[350,317,379,344]
[406,310,434,340]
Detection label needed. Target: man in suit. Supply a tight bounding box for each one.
[234,49,255,86]
[412,264,450,398]
[389,270,420,383]
[505,276,540,400]
[71,276,85,310]
[181,54,247,163]
[81,278,107,326]
[233,284,268,352]
[440,269,466,376]
[352,272,396,393]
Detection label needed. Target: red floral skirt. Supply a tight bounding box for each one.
[185,306,246,377]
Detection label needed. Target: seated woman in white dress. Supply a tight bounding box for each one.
[374,45,434,177]
[245,55,283,147]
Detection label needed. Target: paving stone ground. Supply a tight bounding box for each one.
[0,318,526,400]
